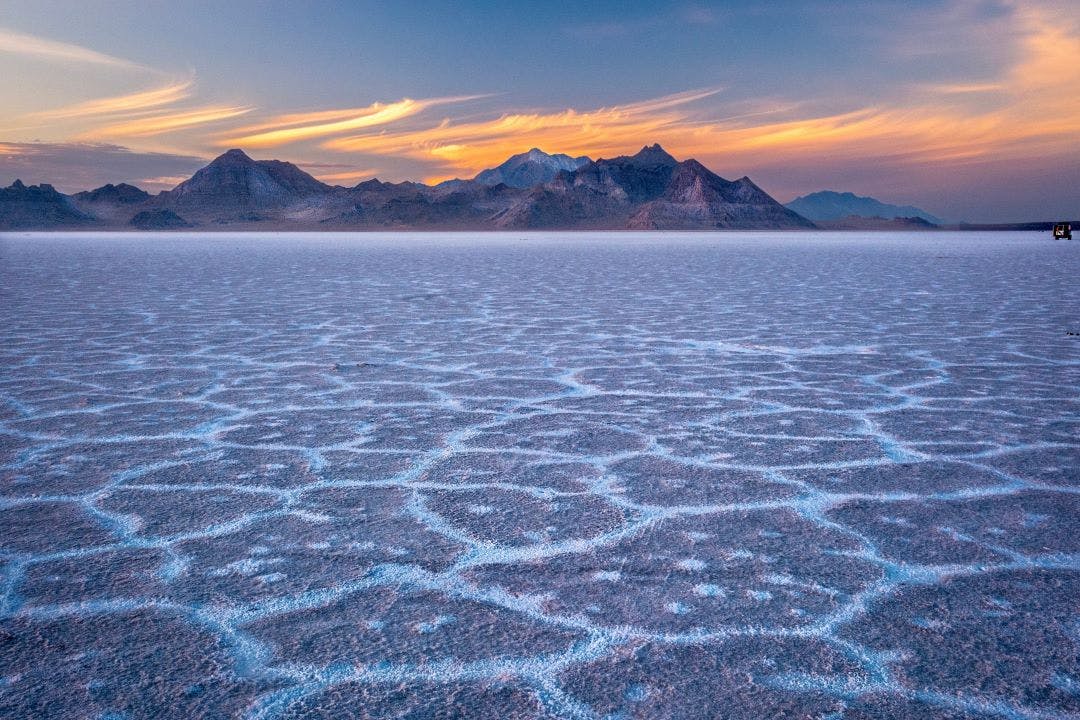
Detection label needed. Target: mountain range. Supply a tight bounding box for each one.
[0,145,815,231]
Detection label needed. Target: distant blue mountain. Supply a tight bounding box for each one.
[786,190,942,224]
[474,148,590,188]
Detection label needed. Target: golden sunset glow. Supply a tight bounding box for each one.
[298,4,1079,184]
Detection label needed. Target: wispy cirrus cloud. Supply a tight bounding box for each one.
[0,28,245,149]
[215,95,485,149]
[29,78,196,120]
[920,81,1005,95]
[314,168,381,184]
[78,105,253,140]
[0,26,147,71]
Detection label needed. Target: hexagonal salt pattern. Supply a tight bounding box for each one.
[1,232,1077,719]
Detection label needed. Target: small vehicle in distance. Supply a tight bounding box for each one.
[1053,222,1072,239]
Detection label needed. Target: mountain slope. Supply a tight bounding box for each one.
[474,148,590,188]
[786,190,941,224]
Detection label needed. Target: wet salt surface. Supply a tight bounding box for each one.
[0,231,1077,719]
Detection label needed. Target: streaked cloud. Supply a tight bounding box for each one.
[215,95,486,149]
[79,106,253,140]
[29,79,195,121]
[0,27,145,71]
[921,82,1005,95]
[0,29,241,152]
[313,168,380,184]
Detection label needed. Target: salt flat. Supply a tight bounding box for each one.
[0,232,1077,719]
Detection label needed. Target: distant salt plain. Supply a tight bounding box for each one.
[0,232,1077,719]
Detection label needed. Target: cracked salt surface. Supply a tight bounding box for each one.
[0,231,1077,719]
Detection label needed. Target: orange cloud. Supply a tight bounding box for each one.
[921,82,1005,95]
[216,95,487,149]
[312,168,380,184]
[79,106,253,140]
[30,79,195,120]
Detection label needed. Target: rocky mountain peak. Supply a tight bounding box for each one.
[216,148,254,163]
[630,144,678,166]
[474,148,591,188]
[163,148,330,211]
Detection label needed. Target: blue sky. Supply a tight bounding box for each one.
[2,0,1078,221]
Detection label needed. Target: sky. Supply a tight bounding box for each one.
[1,0,1078,222]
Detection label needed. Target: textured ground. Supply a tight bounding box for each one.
[0,232,1077,719]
